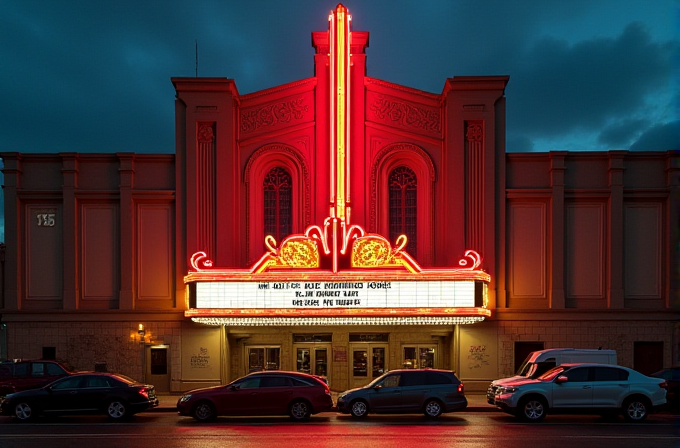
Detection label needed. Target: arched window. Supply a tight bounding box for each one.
[263,167,292,242]
[389,166,417,257]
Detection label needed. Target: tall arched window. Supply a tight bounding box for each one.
[263,167,292,242]
[389,166,417,257]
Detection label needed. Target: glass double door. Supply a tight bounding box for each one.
[402,345,436,369]
[294,344,330,381]
[349,344,387,389]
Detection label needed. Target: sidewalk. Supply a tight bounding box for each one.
[152,392,497,413]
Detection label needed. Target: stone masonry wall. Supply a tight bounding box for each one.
[5,321,182,384]
[496,319,675,378]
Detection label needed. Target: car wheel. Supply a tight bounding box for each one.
[107,400,128,420]
[349,399,369,418]
[13,402,35,421]
[623,397,649,422]
[289,399,311,421]
[423,399,443,418]
[517,396,547,422]
[192,400,216,422]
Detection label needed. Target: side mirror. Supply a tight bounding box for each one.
[230,385,239,391]
[555,376,569,384]
[372,385,382,390]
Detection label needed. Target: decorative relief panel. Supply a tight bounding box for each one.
[507,201,547,303]
[565,202,605,302]
[197,122,216,256]
[137,204,173,304]
[465,121,484,253]
[81,204,119,308]
[624,202,662,299]
[240,96,311,134]
[367,92,441,137]
[26,204,63,307]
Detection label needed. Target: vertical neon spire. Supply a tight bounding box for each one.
[329,4,350,221]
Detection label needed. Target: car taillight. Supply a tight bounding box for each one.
[659,381,668,389]
[324,384,331,395]
[138,387,149,399]
[458,383,465,394]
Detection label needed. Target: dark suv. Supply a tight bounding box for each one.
[0,360,73,396]
[337,369,467,418]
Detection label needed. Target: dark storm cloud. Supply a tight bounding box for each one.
[629,120,680,152]
[508,23,678,148]
[0,0,678,154]
[598,118,651,149]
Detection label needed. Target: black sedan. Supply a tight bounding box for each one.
[0,372,159,421]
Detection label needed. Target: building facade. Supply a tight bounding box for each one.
[1,5,678,393]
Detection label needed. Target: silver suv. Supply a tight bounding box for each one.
[493,363,667,422]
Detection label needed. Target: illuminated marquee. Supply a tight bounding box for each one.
[195,280,478,309]
[183,4,492,326]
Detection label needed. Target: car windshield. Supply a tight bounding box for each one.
[366,372,391,388]
[515,355,534,376]
[538,366,567,381]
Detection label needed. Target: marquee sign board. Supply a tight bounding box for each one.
[194,280,478,310]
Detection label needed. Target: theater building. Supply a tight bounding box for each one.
[1,5,678,393]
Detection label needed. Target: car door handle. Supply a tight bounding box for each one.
[582,386,591,389]
[70,391,78,394]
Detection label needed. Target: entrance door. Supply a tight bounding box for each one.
[145,345,170,393]
[294,344,331,384]
[349,344,387,389]
[402,345,436,369]
[634,341,664,375]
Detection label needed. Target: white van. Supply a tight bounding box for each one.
[486,348,617,404]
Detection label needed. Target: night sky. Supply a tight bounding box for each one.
[0,0,678,239]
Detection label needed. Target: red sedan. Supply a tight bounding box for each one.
[177,370,333,422]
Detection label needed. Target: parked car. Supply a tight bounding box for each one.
[0,372,159,421]
[0,359,74,396]
[493,363,667,422]
[649,367,679,411]
[336,368,467,418]
[487,348,617,405]
[177,370,333,422]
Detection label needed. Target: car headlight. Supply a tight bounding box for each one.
[498,386,518,394]
[178,394,192,403]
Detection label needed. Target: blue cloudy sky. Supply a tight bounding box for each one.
[0,0,679,239]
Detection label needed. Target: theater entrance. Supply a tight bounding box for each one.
[294,345,330,378]
[292,334,331,385]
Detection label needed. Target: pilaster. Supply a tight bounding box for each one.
[607,151,626,309]
[549,151,566,309]
[667,151,680,308]
[118,153,135,309]
[61,153,78,310]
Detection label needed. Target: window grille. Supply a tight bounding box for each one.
[389,166,417,257]
[263,167,292,242]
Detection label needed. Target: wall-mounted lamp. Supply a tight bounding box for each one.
[138,324,146,340]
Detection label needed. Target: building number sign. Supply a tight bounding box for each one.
[37,213,56,227]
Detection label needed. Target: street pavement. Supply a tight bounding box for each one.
[152,392,496,412]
